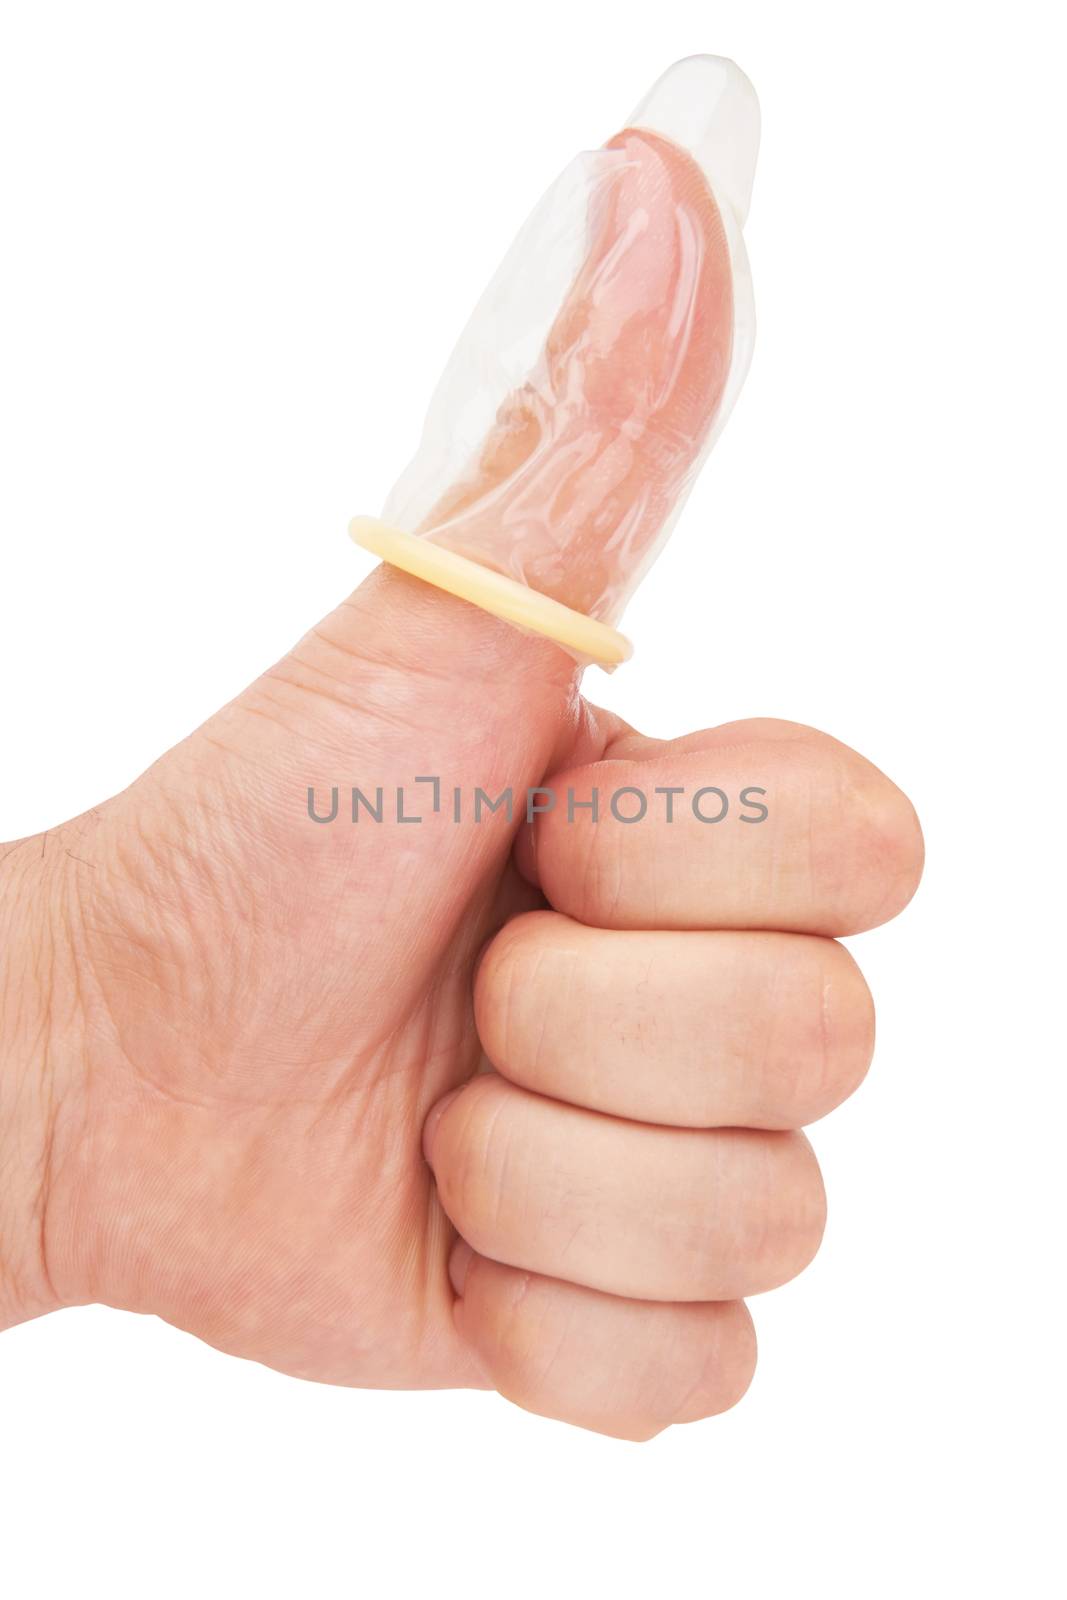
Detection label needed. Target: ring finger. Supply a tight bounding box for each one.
[423,1073,826,1303]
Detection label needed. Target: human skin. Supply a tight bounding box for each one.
[0,565,923,1440]
[423,129,734,620]
[0,109,922,1439]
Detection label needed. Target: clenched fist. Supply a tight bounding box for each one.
[0,567,922,1439]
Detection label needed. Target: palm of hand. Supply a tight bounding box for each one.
[52,572,574,1390]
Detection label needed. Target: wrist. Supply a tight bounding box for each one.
[0,837,87,1329]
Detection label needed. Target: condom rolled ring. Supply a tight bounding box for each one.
[350,56,760,669]
[349,515,635,665]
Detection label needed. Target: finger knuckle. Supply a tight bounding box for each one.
[475,913,559,1072]
[747,1132,827,1291]
[671,1303,758,1424]
[848,777,925,931]
[800,943,876,1121]
[434,1079,518,1247]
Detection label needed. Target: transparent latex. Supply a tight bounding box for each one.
[381,56,759,629]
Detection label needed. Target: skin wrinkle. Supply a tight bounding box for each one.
[665,1323,718,1426]
[209,725,457,1040]
[489,935,529,1075]
[252,672,441,747]
[284,625,560,748]
[196,723,276,771]
[497,1264,535,1363]
[526,1279,577,1396]
[306,617,490,689]
[369,1112,440,1329]
[556,1215,595,1271]
[525,948,554,1078]
[630,951,659,1060]
[32,972,61,1315]
[75,810,377,1110]
[333,574,579,696]
[682,1305,756,1424]
[0,852,74,1318]
[596,818,629,928]
[455,1085,514,1245]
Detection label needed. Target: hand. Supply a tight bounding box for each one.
[0,566,922,1439]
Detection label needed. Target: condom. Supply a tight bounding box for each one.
[350,55,759,667]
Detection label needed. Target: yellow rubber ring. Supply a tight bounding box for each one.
[348,517,633,668]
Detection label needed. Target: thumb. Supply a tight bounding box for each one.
[146,59,753,959]
[264,56,753,769]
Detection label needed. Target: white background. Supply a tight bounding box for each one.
[1,2,1063,1595]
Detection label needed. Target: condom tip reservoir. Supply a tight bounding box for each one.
[350,55,760,669]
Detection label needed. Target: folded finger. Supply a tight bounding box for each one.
[451,1247,756,1441]
[476,912,874,1128]
[424,1074,826,1302]
[518,718,924,936]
